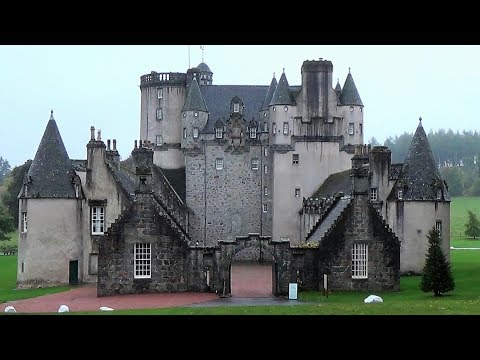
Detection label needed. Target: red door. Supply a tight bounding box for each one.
[231,262,273,297]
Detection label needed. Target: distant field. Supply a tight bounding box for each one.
[451,196,480,248]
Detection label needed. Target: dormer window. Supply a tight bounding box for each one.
[233,103,240,113]
[398,189,403,200]
[193,127,199,139]
[215,127,223,139]
[437,188,442,200]
[250,127,257,139]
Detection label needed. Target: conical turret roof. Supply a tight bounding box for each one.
[269,72,294,106]
[339,70,363,106]
[182,77,208,112]
[262,75,277,110]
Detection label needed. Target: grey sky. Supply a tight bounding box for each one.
[1,45,478,167]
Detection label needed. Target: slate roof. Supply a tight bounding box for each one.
[197,62,212,73]
[106,163,135,199]
[154,165,186,202]
[310,169,352,199]
[335,80,342,93]
[261,76,277,110]
[24,112,76,198]
[307,196,353,243]
[393,121,450,201]
[182,77,208,112]
[270,72,295,106]
[339,71,363,106]
[389,163,403,180]
[71,159,87,172]
[200,85,268,132]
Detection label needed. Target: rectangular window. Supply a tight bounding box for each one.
[264,165,268,174]
[370,188,378,201]
[22,212,27,233]
[359,123,363,135]
[272,123,277,134]
[398,189,403,200]
[264,186,268,196]
[215,127,223,139]
[295,188,301,197]
[156,135,163,147]
[292,153,299,165]
[183,128,187,139]
[251,158,259,170]
[134,243,151,279]
[193,127,199,139]
[436,220,442,236]
[215,158,224,171]
[283,122,289,135]
[263,122,268,132]
[352,243,368,279]
[157,88,163,99]
[249,127,257,139]
[348,123,354,135]
[264,147,268,157]
[437,189,442,200]
[263,204,267,213]
[233,103,240,113]
[91,206,105,235]
[156,108,163,120]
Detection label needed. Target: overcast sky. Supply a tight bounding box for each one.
[1,45,478,167]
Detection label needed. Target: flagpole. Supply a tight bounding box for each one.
[188,45,191,68]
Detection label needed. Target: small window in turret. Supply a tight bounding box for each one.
[193,127,199,139]
[233,103,240,113]
[156,108,163,120]
[156,135,163,147]
[437,189,442,200]
[194,112,198,117]
[295,188,301,197]
[263,122,268,132]
[398,189,403,200]
[348,123,354,135]
[272,123,277,135]
[251,159,259,170]
[359,123,363,135]
[183,128,187,139]
[283,122,289,135]
[21,212,27,233]
[157,88,163,99]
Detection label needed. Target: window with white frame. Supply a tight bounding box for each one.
[264,147,268,157]
[134,243,151,279]
[233,103,240,113]
[370,188,378,201]
[263,204,267,213]
[292,153,299,165]
[397,189,403,200]
[283,122,289,135]
[194,112,198,117]
[183,128,187,139]
[264,186,268,196]
[348,123,354,135]
[251,158,259,170]
[263,122,268,132]
[249,127,257,139]
[215,158,224,170]
[91,206,105,235]
[156,108,163,120]
[22,212,27,233]
[215,127,223,139]
[193,127,199,139]
[157,88,163,99]
[436,220,442,237]
[156,135,163,147]
[295,188,301,197]
[264,165,268,174]
[272,123,277,134]
[352,243,368,279]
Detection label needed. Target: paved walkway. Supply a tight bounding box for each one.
[1,284,218,314]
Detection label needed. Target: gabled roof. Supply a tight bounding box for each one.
[339,71,363,106]
[106,163,135,199]
[269,72,295,106]
[182,77,208,112]
[24,112,76,198]
[393,121,450,201]
[261,76,277,110]
[310,169,352,199]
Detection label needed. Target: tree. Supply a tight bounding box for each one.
[2,160,32,224]
[0,157,11,185]
[368,137,380,147]
[420,227,455,297]
[465,210,480,239]
[0,203,14,241]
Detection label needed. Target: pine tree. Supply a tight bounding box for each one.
[465,210,480,239]
[420,227,455,297]
[0,203,14,241]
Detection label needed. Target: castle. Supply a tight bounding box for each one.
[16,58,450,297]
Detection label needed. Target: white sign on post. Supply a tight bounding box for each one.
[289,283,298,300]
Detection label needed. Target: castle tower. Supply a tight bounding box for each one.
[260,74,277,134]
[17,111,83,288]
[269,71,295,145]
[387,118,451,274]
[181,76,208,150]
[197,62,213,85]
[339,69,364,145]
[139,71,187,169]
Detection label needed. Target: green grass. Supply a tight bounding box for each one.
[4,197,480,314]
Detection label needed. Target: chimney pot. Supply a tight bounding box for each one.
[90,126,95,140]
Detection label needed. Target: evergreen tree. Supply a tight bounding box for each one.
[0,157,11,185]
[0,203,14,241]
[420,227,455,297]
[2,160,32,224]
[465,210,480,239]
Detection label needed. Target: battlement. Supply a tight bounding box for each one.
[140,71,187,88]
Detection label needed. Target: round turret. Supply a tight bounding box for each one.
[197,62,213,85]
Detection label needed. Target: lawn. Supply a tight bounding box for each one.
[2,197,480,314]
[0,232,69,303]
